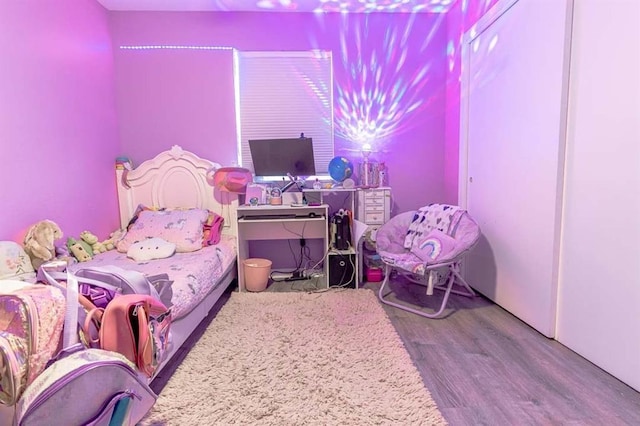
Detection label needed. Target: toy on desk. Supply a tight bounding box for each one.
[378,162,387,187]
[245,183,268,205]
[270,187,283,205]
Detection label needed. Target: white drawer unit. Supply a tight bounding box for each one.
[356,187,391,226]
[356,187,391,284]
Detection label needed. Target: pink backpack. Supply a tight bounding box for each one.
[85,294,171,378]
[0,281,65,406]
[39,262,172,378]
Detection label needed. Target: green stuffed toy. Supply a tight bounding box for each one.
[66,237,93,262]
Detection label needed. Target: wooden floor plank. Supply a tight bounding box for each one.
[368,277,640,425]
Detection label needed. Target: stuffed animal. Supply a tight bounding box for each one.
[100,229,126,252]
[102,238,115,251]
[66,237,93,262]
[80,231,107,254]
[23,220,63,270]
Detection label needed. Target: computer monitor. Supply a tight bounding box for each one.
[249,137,316,181]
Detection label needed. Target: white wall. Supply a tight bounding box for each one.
[556,0,640,391]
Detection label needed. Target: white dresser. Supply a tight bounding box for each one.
[356,187,391,227]
[356,187,392,283]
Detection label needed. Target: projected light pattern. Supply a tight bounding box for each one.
[209,0,455,13]
[445,0,501,85]
[326,13,446,152]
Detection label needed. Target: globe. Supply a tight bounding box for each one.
[328,156,354,183]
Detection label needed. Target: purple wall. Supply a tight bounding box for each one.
[108,11,450,215]
[0,3,500,248]
[0,0,121,243]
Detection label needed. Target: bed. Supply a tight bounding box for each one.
[0,146,239,424]
[74,145,240,377]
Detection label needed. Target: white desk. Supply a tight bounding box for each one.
[236,204,329,291]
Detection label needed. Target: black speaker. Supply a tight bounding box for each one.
[328,253,356,288]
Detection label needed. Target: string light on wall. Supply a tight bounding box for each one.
[120,45,233,50]
[207,0,456,13]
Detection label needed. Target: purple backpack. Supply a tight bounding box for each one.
[39,263,173,309]
[15,345,156,426]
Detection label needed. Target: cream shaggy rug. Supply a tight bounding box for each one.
[141,289,447,425]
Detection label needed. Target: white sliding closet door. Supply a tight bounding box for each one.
[557,0,640,391]
[459,0,573,337]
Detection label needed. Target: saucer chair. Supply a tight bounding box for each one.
[376,204,481,318]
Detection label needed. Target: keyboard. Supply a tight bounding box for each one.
[241,214,298,220]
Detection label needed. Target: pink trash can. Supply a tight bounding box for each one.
[243,258,272,292]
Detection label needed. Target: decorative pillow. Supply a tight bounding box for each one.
[127,237,176,262]
[0,241,37,282]
[202,212,224,246]
[410,229,458,263]
[116,208,209,253]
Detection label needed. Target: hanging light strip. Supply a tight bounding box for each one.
[120,45,234,50]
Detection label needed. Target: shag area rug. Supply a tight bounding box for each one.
[141,289,447,425]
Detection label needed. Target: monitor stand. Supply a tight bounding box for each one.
[281,173,305,193]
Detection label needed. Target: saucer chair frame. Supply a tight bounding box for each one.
[376,210,479,319]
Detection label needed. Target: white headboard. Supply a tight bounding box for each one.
[115,145,239,237]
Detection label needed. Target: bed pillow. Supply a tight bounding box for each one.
[116,208,209,253]
[0,241,37,282]
[126,205,224,247]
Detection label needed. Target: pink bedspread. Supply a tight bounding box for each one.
[68,235,236,320]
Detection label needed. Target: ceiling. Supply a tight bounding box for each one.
[96,0,456,13]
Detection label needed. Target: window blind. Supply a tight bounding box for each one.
[236,50,334,177]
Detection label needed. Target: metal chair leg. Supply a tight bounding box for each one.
[377,263,475,319]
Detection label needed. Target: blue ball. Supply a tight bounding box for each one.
[328,156,354,183]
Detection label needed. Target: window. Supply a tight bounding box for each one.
[235,50,334,179]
